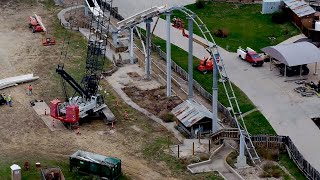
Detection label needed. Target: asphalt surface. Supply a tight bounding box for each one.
[112,0,195,18]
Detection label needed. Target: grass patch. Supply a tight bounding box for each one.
[169,2,299,52]
[279,154,307,180]
[243,111,276,135]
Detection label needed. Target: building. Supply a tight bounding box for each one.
[262,0,282,14]
[171,100,214,138]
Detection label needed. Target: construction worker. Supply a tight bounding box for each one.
[2,93,7,105]
[7,95,12,107]
[27,84,33,96]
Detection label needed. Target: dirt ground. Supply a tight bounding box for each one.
[123,84,182,118]
[0,1,190,179]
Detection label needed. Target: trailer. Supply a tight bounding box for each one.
[70,150,121,180]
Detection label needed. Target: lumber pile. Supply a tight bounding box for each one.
[0,74,39,90]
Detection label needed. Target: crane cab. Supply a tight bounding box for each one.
[50,99,80,124]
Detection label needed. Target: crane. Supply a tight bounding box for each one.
[50,0,115,127]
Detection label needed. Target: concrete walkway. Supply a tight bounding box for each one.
[188,141,241,180]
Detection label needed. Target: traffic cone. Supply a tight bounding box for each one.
[52,119,55,128]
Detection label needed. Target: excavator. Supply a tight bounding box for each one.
[28,14,55,46]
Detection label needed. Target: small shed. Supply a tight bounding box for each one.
[171,100,213,138]
[262,0,282,14]
[283,0,316,30]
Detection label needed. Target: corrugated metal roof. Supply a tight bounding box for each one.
[283,0,316,17]
[171,100,213,128]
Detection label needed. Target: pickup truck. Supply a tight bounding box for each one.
[237,47,264,66]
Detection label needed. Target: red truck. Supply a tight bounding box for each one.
[237,47,264,66]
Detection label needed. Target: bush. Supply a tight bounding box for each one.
[160,113,176,123]
[272,12,289,24]
[260,161,285,178]
[195,0,205,9]
[213,28,229,38]
[199,153,210,161]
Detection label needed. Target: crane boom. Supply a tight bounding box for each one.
[56,65,90,99]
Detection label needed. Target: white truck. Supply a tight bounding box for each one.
[237,47,264,66]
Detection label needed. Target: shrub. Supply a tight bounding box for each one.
[195,0,205,9]
[260,161,285,178]
[272,12,289,24]
[199,153,210,161]
[213,28,229,38]
[160,113,176,123]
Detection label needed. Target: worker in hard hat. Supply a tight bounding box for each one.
[2,93,7,105]
[7,95,12,107]
[27,84,33,96]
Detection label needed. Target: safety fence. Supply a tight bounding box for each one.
[106,6,320,180]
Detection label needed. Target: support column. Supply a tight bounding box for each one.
[236,133,247,169]
[84,1,88,17]
[130,27,134,64]
[212,53,219,133]
[145,18,153,80]
[165,12,172,97]
[187,16,194,100]
[112,32,118,48]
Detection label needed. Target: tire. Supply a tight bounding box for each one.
[238,55,242,59]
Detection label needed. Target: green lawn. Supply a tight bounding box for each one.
[170,2,300,52]
[279,154,307,180]
[243,111,276,135]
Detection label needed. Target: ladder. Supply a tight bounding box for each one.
[181,8,261,164]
